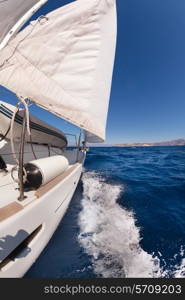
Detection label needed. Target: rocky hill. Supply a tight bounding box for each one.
[116,139,185,147]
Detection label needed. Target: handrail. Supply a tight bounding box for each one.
[64,133,78,147]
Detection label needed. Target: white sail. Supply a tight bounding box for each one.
[0,0,117,142]
[0,0,48,50]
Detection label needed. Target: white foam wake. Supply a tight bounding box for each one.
[78,171,185,278]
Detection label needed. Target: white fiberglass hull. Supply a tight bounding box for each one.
[0,159,84,278]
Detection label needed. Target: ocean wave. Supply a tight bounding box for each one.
[78,171,185,278]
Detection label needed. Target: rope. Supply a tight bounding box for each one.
[18,96,31,136]
[10,97,31,166]
[0,122,11,141]
[10,105,19,165]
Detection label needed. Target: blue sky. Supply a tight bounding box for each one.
[0,0,185,144]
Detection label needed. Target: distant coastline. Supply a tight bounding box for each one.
[115,138,185,147]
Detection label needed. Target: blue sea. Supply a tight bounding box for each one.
[26,146,185,278]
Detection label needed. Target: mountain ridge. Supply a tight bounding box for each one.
[116,138,185,147]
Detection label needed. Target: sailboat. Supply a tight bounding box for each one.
[0,0,117,277]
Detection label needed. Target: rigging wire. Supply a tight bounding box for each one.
[0,15,49,69]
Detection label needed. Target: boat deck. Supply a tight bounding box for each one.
[0,165,35,209]
[0,161,81,223]
[0,147,84,221]
[0,162,81,222]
